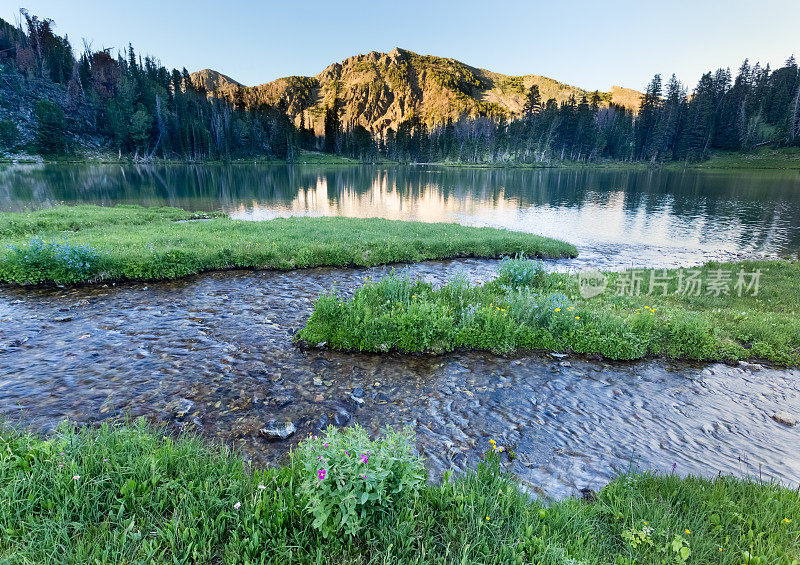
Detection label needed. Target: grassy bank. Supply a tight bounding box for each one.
[427,147,800,171]
[0,206,577,285]
[296,257,800,364]
[1,422,797,564]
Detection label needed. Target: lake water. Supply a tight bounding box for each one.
[2,163,799,498]
[2,163,799,267]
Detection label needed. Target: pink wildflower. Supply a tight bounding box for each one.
[318,469,326,480]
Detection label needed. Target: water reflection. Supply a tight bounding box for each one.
[2,164,799,262]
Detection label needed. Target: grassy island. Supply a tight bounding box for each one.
[0,205,577,285]
[297,257,800,365]
[0,421,797,564]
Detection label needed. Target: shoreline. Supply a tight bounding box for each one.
[3,147,800,171]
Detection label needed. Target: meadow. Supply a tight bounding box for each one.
[1,421,798,564]
[0,205,577,284]
[296,256,800,364]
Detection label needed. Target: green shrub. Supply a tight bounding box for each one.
[665,311,717,359]
[294,425,425,539]
[0,237,101,283]
[496,254,548,288]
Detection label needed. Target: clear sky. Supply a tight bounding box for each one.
[3,0,799,91]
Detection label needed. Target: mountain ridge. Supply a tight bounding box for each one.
[191,47,642,134]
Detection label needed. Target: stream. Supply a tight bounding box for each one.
[2,253,798,499]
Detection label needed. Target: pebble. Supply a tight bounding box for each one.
[259,420,296,440]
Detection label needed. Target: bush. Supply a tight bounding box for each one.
[0,237,100,283]
[496,253,548,288]
[294,425,425,539]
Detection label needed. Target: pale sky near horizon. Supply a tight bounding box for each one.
[2,0,799,92]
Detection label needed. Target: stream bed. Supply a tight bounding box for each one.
[2,254,798,499]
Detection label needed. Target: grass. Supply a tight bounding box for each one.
[296,256,800,365]
[1,421,797,564]
[687,147,800,170]
[0,205,577,285]
[431,147,800,171]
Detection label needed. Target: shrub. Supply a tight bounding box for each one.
[0,237,100,283]
[665,311,717,359]
[294,425,425,539]
[496,254,548,288]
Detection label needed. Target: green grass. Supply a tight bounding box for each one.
[687,147,800,170]
[1,421,798,564]
[296,256,800,364]
[0,205,577,284]
[292,150,362,165]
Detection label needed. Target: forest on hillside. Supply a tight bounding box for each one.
[1,11,799,163]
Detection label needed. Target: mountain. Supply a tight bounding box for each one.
[190,69,242,95]
[202,47,642,135]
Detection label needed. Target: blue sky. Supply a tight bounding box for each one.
[4,1,799,91]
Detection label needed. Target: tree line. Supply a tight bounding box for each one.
[1,11,295,159]
[375,59,800,164]
[1,11,798,163]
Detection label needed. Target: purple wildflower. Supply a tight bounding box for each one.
[318,469,326,480]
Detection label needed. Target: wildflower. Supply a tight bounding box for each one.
[324,443,328,448]
[103,458,108,462]
[258,484,266,490]
[361,474,367,480]
[489,439,496,445]
[233,502,241,510]
[361,454,369,464]
[72,475,80,481]
[485,516,490,520]
[783,518,791,523]
[685,529,691,534]
[575,316,580,320]
[318,469,326,480]
[555,308,561,312]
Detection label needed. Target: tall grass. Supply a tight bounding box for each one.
[1,422,798,563]
[0,205,577,284]
[297,257,800,364]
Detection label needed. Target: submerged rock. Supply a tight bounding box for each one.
[166,397,194,421]
[266,395,293,408]
[259,420,296,440]
[771,411,798,427]
[333,408,351,426]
